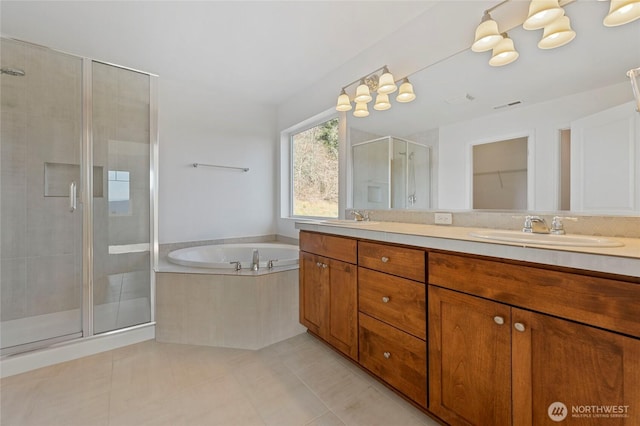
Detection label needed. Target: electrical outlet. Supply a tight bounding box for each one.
[434,212,453,225]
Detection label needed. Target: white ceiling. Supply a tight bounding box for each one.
[2,0,637,123]
[0,0,438,106]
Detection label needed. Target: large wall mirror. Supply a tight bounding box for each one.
[347,1,640,215]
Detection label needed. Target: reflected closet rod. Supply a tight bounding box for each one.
[192,163,249,172]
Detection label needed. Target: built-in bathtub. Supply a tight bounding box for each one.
[156,241,305,350]
[167,243,299,270]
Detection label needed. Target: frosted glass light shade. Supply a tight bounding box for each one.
[472,14,503,52]
[489,36,519,66]
[373,93,391,111]
[538,16,576,49]
[336,90,352,111]
[354,82,372,103]
[603,0,640,26]
[523,0,565,30]
[353,102,369,117]
[396,79,416,103]
[377,69,397,94]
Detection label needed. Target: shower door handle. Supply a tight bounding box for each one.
[69,181,77,212]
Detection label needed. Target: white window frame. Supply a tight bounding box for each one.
[280,109,343,220]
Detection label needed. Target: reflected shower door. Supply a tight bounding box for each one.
[1,38,84,351]
[92,62,151,333]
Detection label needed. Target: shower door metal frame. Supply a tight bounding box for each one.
[82,58,159,337]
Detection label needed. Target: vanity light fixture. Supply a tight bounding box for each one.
[489,33,519,66]
[603,0,640,26]
[396,78,417,102]
[471,11,504,52]
[335,65,416,117]
[353,102,370,117]
[538,15,576,49]
[523,0,565,30]
[336,89,352,111]
[374,93,392,110]
[377,66,398,94]
[354,79,373,103]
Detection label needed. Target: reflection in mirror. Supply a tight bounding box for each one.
[473,137,527,210]
[346,1,640,215]
[353,136,431,210]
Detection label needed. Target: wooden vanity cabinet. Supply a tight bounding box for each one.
[358,241,427,408]
[299,231,358,360]
[428,252,640,426]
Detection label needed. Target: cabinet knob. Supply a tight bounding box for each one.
[381,256,389,263]
[493,316,505,325]
[322,263,328,268]
[382,296,390,303]
[316,262,322,267]
[383,352,391,359]
[514,322,526,332]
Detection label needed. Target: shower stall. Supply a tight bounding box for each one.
[352,136,431,210]
[0,38,157,356]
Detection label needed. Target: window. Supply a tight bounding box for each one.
[291,117,339,218]
[108,170,131,215]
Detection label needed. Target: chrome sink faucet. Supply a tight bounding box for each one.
[523,216,549,234]
[351,210,370,221]
[550,216,577,235]
[252,249,259,271]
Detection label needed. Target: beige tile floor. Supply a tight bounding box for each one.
[0,333,442,426]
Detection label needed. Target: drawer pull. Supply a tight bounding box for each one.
[383,352,391,359]
[316,262,322,267]
[382,296,390,303]
[493,316,505,325]
[514,322,526,332]
[381,256,389,263]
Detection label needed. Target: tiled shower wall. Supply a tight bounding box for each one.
[1,39,83,321]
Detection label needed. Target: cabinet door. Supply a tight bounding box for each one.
[299,251,328,337]
[428,286,512,426]
[326,257,358,360]
[512,308,640,426]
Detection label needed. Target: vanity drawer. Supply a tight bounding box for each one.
[300,231,357,264]
[429,252,640,338]
[358,241,425,282]
[359,267,426,339]
[359,312,427,407]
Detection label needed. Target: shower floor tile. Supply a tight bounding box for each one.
[0,333,442,426]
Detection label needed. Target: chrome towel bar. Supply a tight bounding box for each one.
[192,163,249,172]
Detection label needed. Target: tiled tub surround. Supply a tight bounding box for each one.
[156,237,305,350]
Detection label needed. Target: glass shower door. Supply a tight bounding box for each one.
[1,38,84,351]
[92,62,151,334]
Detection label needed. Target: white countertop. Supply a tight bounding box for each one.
[295,221,640,278]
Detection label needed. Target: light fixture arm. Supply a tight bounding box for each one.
[484,0,510,15]
[340,65,389,92]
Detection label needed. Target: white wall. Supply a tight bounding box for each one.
[438,82,632,211]
[158,79,277,244]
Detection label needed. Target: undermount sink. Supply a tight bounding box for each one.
[321,219,380,226]
[469,230,624,248]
